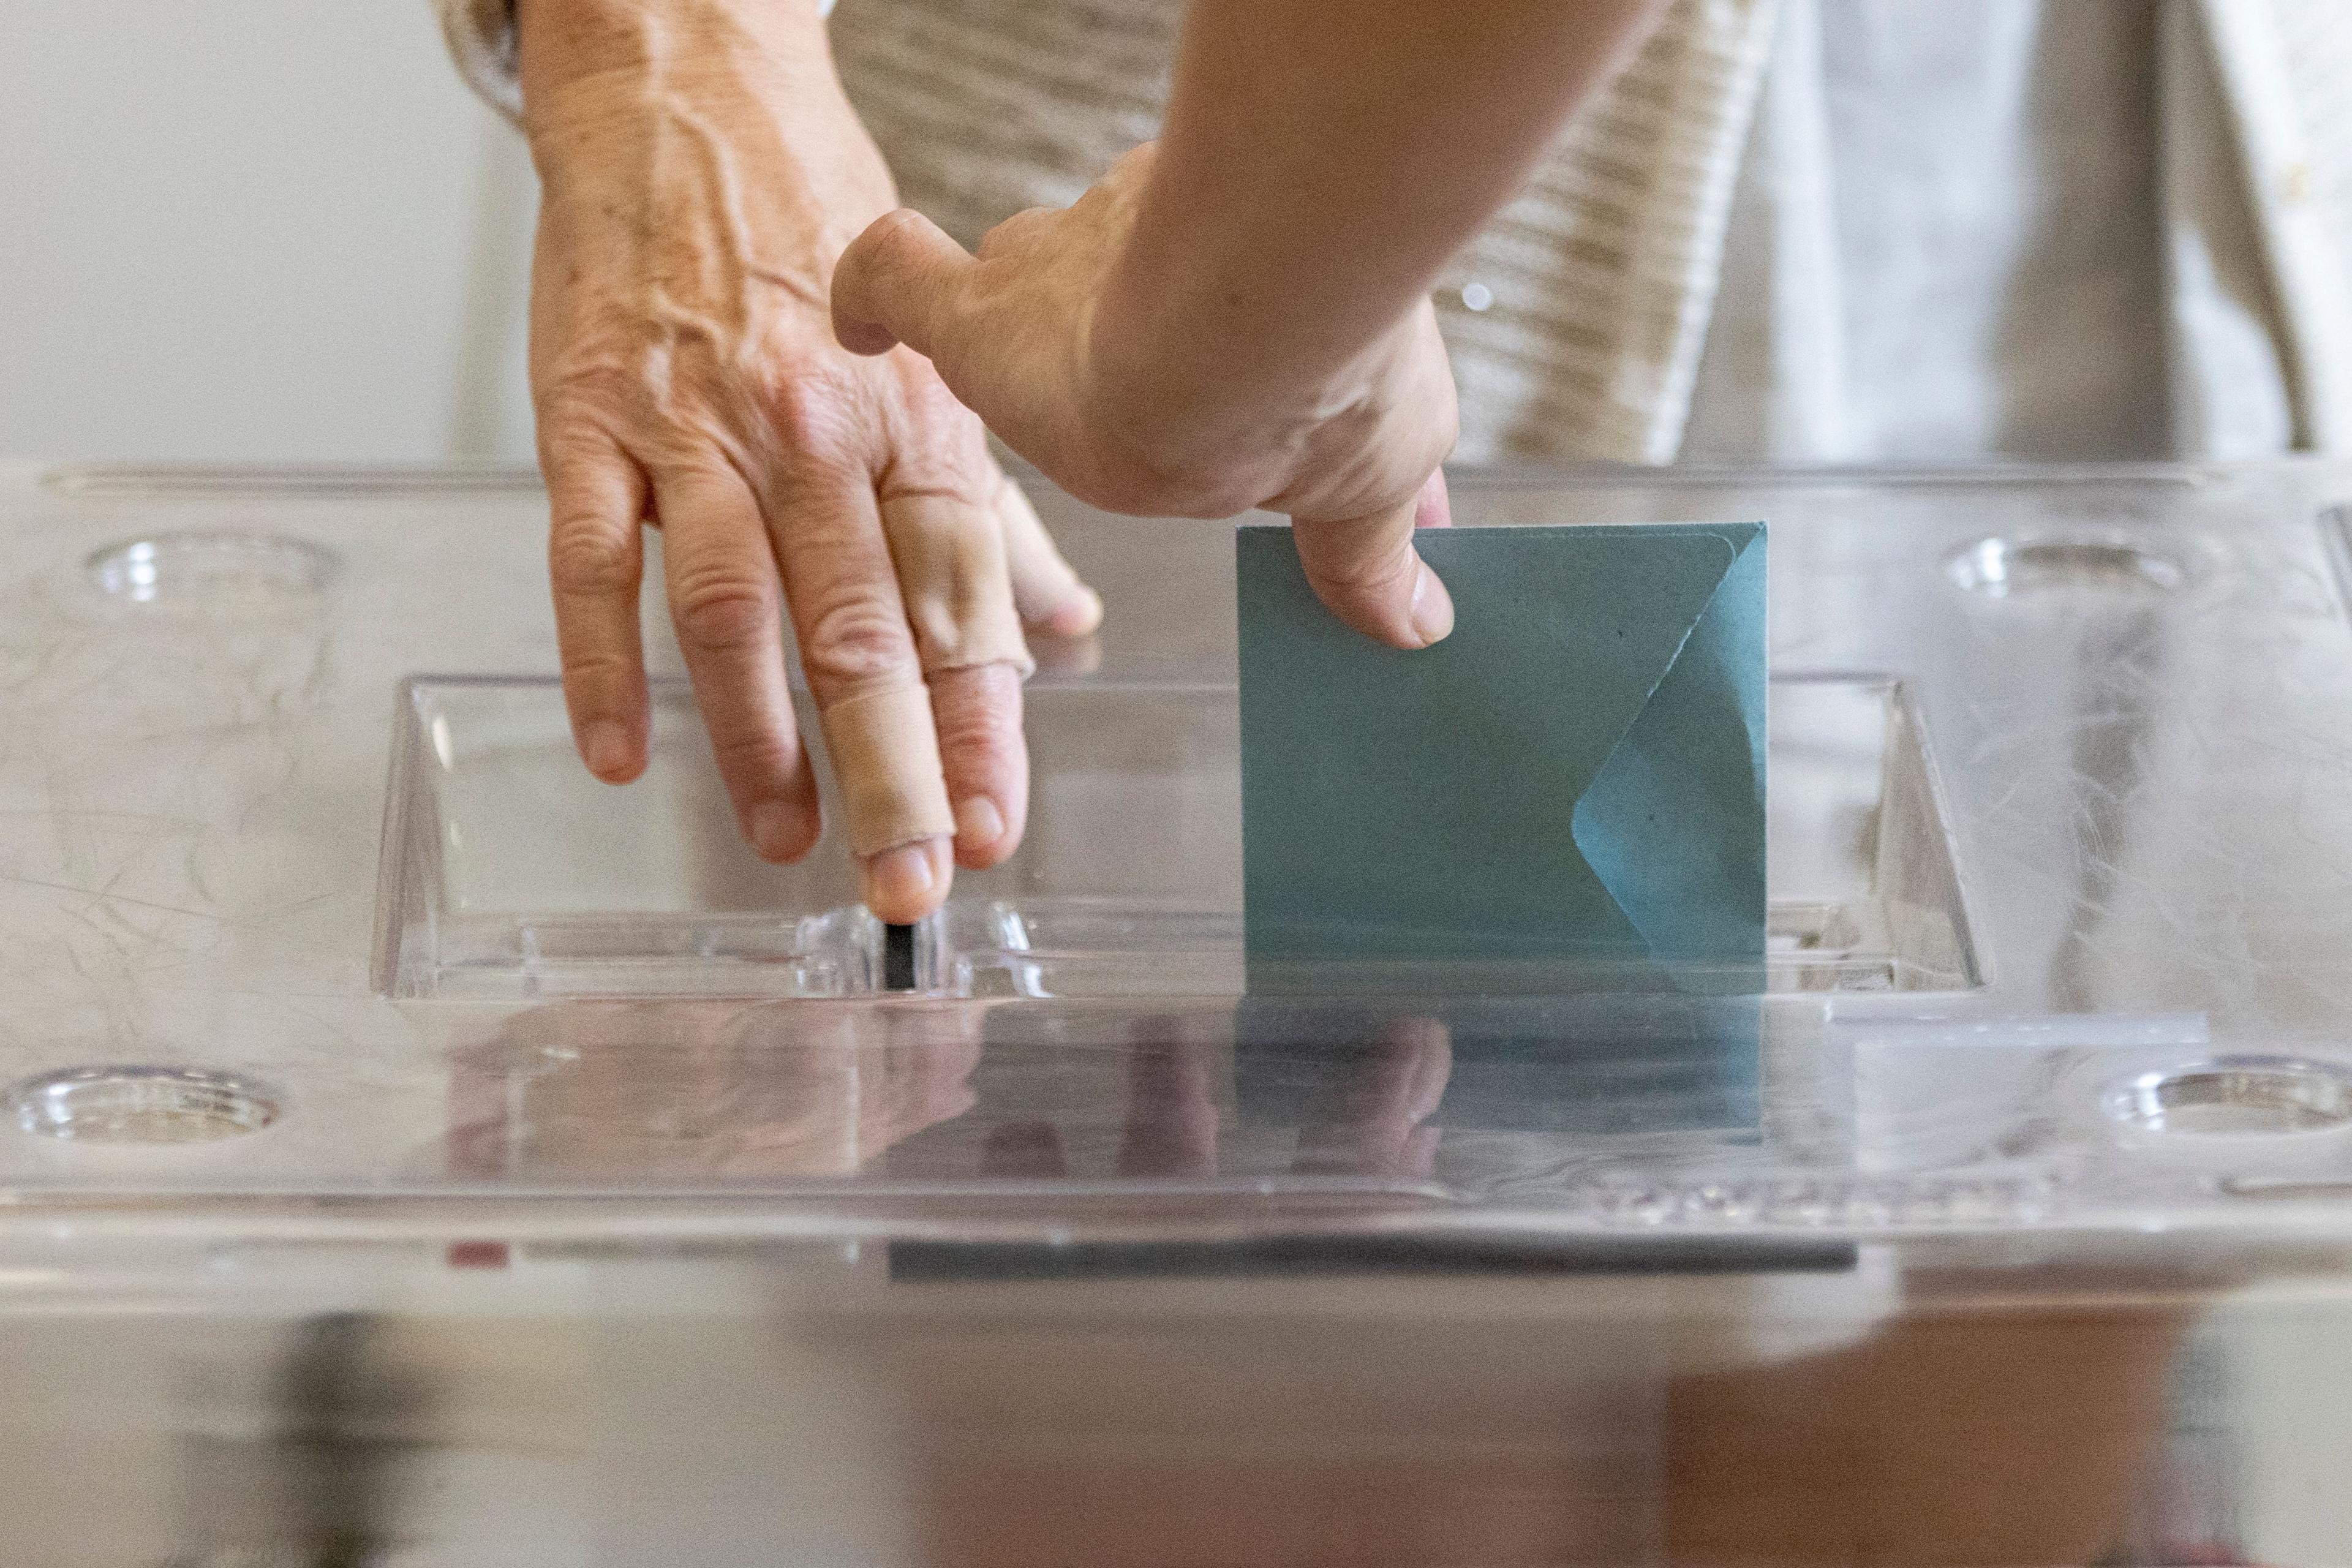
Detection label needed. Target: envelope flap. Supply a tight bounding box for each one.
[1239,524,1738,963]
[1573,523,1768,963]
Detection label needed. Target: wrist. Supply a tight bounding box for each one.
[516,0,834,126]
[518,0,893,265]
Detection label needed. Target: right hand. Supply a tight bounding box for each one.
[516,0,1101,923]
[835,141,1459,649]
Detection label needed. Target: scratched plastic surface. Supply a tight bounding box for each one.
[5,459,2352,1242]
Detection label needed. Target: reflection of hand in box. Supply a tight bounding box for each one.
[443,1001,984,1181]
[980,1018,1452,1181]
[1291,1018,1452,1178]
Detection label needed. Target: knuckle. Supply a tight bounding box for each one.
[881,400,993,497]
[974,206,1050,260]
[548,529,638,597]
[903,369,987,442]
[560,647,638,688]
[535,380,633,445]
[707,725,793,781]
[934,680,1022,762]
[799,594,917,690]
[669,568,778,653]
[766,369,873,469]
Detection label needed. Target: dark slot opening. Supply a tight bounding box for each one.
[883,922,917,991]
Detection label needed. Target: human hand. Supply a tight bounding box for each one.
[831,142,1458,650]
[517,0,1101,923]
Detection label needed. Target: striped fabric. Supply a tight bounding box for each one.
[439,0,2351,461]
[832,0,1780,464]
[831,0,1175,244]
[1424,0,1777,462]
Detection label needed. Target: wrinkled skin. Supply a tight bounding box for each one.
[518,0,1099,922]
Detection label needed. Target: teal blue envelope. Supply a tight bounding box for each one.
[1237,522,1767,970]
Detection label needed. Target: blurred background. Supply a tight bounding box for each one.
[0,1,538,466]
[4,2,2336,472]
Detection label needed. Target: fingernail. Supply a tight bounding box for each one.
[955,795,1006,850]
[748,800,808,861]
[865,842,937,912]
[582,721,633,780]
[1409,560,1455,647]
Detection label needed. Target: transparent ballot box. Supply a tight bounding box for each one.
[1,458,2351,1243]
[17,460,2352,1566]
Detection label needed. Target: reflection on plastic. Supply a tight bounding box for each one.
[438,993,1770,1195]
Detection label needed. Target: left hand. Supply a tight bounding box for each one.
[516,0,1102,923]
[831,144,1459,650]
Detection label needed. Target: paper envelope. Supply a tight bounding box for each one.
[1237,521,1767,968]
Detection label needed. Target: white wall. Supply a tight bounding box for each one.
[0,0,537,464]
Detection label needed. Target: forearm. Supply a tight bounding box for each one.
[1101,0,1667,424]
[517,0,832,97]
[516,0,889,266]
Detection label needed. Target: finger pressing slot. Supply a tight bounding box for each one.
[818,681,956,856]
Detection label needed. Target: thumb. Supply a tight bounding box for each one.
[831,208,976,359]
[1288,471,1455,649]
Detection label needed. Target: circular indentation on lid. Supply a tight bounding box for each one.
[6,1066,282,1143]
[1944,535,2190,598]
[2101,1056,2352,1137]
[86,532,335,607]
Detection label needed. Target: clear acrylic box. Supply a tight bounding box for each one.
[13,461,2352,1568]
[377,672,1978,1001]
[0,459,2350,1241]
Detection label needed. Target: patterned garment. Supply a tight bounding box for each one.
[828,0,1776,464]
[439,0,2352,461]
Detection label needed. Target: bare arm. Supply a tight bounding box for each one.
[1105,0,1668,440]
[834,0,1667,643]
